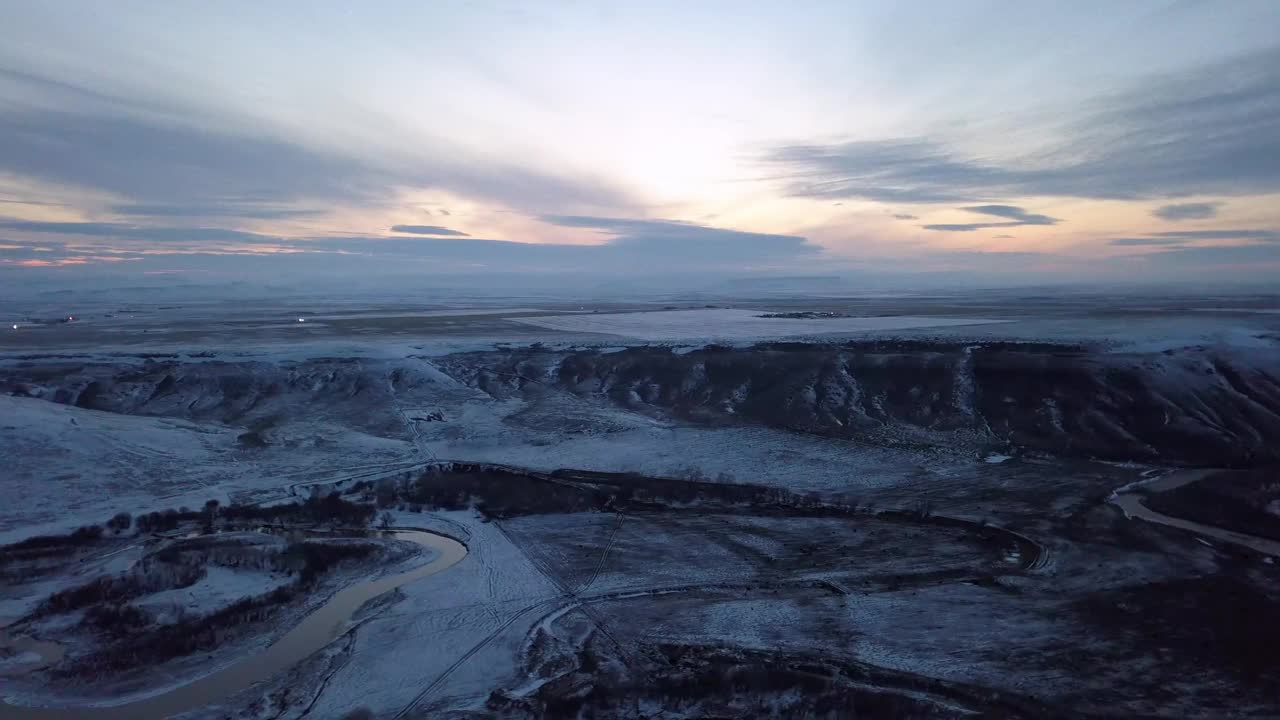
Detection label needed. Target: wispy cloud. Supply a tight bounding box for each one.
[0,239,140,267]
[0,219,275,244]
[0,197,65,207]
[0,67,633,219]
[1148,230,1279,241]
[110,202,322,220]
[0,106,378,208]
[762,48,1280,203]
[263,221,819,272]
[0,216,821,273]
[0,241,64,260]
[1141,243,1280,266]
[762,139,989,203]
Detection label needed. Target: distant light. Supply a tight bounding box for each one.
[11,324,16,330]
[297,317,305,323]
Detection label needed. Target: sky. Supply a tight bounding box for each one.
[1,0,1278,287]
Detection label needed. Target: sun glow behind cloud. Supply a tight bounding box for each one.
[0,2,1277,284]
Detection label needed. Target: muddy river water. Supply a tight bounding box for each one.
[1111,471,1280,557]
[0,529,467,720]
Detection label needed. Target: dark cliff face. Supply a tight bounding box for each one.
[441,341,1280,468]
[4,340,1279,468]
[2,358,431,439]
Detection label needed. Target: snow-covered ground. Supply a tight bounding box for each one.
[304,308,545,320]
[0,395,238,540]
[0,392,416,542]
[135,566,294,624]
[2,297,1277,718]
[508,308,1010,341]
[1191,308,1280,314]
[242,510,563,720]
[3,297,1277,360]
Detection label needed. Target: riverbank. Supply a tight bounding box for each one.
[0,528,465,720]
[1111,470,1280,557]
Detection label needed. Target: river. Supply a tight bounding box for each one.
[1111,471,1280,557]
[0,528,467,720]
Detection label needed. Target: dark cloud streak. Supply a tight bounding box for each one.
[0,219,275,243]
[0,67,633,219]
[542,215,818,261]
[1110,237,1193,246]
[0,216,820,272]
[1152,202,1220,221]
[1149,229,1278,240]
[1109,228,1279,246]
[1142,244,1280,265]
[111,202,322,219]
[390,225,470,237]
[922,204,1059,231]
[0,109,374,208]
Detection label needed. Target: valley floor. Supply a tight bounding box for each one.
[2,297,1278,718]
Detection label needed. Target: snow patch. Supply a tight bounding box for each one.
[134,566,294,623]
[508,309,1010,342]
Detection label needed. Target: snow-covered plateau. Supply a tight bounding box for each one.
[2,296,1279,719]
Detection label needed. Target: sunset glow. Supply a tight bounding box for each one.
[1,1,1277,284]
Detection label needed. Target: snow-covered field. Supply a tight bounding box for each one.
[231,510,564,720]
[136,566,294,624]
[0,394,414,542]
[304,308,545,320]
[1191,308,1280,314]
[0,396,237,540]
[2,295,1278,719]
[508,308,1010,341]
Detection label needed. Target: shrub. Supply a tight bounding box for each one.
[106,512,132,533]
[4,524,103,552]
[84,604,151,636]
